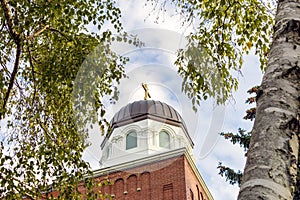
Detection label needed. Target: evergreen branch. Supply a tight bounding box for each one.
[218,162,243,186]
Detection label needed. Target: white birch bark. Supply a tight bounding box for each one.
[238,0,300,199]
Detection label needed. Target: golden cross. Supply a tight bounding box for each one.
[142,83,151,100]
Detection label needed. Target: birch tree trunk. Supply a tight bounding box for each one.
[238,0,300,199]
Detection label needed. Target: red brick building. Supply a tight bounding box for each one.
[93,100,213,200]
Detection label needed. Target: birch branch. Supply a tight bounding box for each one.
[0,0,19,41]
[26,25,50,40]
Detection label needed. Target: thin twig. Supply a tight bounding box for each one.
[49,27,69,39]
[27,45,37,105]
[1,41,21,119]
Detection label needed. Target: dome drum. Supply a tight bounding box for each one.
[101,100,193,150]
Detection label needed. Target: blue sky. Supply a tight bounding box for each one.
[81,0,264,199]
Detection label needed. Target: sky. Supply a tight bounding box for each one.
[80,1,264,199]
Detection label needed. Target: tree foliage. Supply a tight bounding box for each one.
[147,0,275,109]
[0,0,127,198]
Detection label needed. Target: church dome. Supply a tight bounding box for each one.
[100,100,194,162]
[110,100,188,133]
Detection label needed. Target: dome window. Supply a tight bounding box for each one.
[126,131,137,150]
[159,131,170,149]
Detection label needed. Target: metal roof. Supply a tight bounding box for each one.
[110,100,188,132]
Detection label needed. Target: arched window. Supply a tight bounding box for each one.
[190,189,194,200]
[159,131,170,149]
[196,185,202,200]
[115,178,124,198]
[200,192,204,200]
[126,131,137,150]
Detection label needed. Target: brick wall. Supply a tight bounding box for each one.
[184,157,210,200]
[35,154,211,200]
[95,155,187,200]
